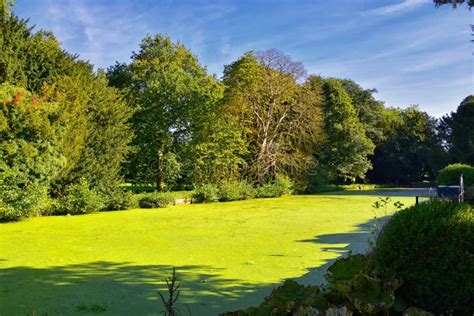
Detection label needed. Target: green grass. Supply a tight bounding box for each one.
[0,191,415,315]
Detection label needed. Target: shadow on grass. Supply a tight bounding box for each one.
[0,262,273,316]
[293,215,391,287]
[0,217,390,315]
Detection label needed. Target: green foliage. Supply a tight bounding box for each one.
[47,70,133,194]
[317,78,375,183]
[441,95,474,165]
[108,34,225,191]
[0,83,65,185]
[369,106,445,184]
[223,50,324,185]
[224,280,328,316]
[55,179,105,215]
[104,189,136,211]
[375,201,474,314]
[138,192,175,209]
[0,14,77,92]
[0,177,48,221]
[218,181,255,202]
[437,163,474,186]
[0,83,62,221]
[122,184,155,193]
[1,16,133,197]
[192,183,219,203]
[184,107,247,186]
[340,79,387,145]
[224,254,403,315]
[256,175,294,198]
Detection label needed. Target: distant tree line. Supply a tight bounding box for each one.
[1,5,473,215]
[107,34,472,189]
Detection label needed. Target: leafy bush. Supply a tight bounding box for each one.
[238,181,256,200]
[465,185,474,200]
[256,175,293,198]
[437,163,474,186]
[0,180,49,221]
[192,183,219,203]
[224,253,409,315]
[218,181,255,202]
[104,189,137,211]
[138,192,175,208]
[55,179,106,215]
[375,201,474,314]
[122,184,156,193]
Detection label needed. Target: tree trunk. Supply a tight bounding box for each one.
[156,145,165,192]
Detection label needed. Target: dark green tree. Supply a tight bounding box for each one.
[310,77,375,183]
[108,35,227,190]
[368,106,446,184]
[339,79,387,145]
[0,83,64,219]
[439,95,474,165]
[1,14,133,195]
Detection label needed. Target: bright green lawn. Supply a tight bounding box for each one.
[0,192,415,315]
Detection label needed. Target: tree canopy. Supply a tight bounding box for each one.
[433,0,473,9]
[222,50,324,186]
[1,13,133,197]
[1,3,468,216]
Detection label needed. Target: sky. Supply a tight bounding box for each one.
[13,0,473,117]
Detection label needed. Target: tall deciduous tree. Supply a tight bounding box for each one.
[108,35,227,190]
[439,95,474,165]
[314,78,375,183]
[223,50,324,185]
[339,79,387,145]
[368,106,445,184]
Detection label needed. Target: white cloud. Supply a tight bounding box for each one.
[364,0,429,15]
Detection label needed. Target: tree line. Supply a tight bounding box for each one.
[1,7,473,214]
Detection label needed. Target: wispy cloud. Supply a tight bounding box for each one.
[14,0,471,116]
[363,0,429,15]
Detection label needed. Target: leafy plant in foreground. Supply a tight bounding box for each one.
[368,197,404,250]
[223,254,404,315]
[159,267,181,316]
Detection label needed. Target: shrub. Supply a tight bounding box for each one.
[56,179,106,215]
[223,254,406,315]
[256,175,293,198]
[138,192,175,208]
[374,201,474,314]
[0,181,48,221]
[192,183,219,203]
[122,184,155,193]
[437,163,474,186]
[465,185,474,200]
[218,181,255,202]
[238,181,256,200]
[217,181,241,201]
[104,190,137,211]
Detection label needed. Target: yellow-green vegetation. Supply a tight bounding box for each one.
[0,192,414,315]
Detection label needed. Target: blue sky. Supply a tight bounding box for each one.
[13,0,473,116]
